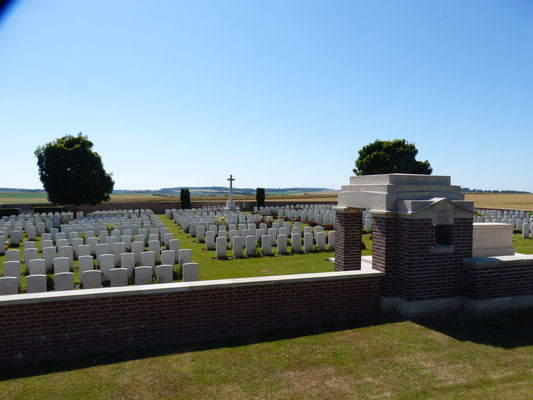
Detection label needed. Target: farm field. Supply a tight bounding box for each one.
[2,191,533,210]
[0,191,339,205]
[464,193,533,211]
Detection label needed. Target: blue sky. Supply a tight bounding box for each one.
[1,0,532,191]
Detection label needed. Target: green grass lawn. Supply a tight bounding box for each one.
[0,311,532,399]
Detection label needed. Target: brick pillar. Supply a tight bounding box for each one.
[334,206,363,271]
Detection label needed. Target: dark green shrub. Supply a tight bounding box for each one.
[0,208,20,217]
[173,264,183,280]
[256,188,265,207]
[180,188,191,209]
[46,273,54,291]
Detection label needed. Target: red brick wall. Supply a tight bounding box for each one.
[0,275,381,365]
[372,217,399,297]
[372,216,473,301]
[334,210,363,271]
[465,261,533,299]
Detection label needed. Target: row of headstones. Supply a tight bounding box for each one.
[169,209,335,257]
[0,262,200,295]
[0,211,202,294]
[0,210,164,253]
[474,209,533,238]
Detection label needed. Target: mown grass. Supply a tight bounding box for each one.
[0,311,532,399]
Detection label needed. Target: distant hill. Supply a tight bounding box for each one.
[461,188,531,194]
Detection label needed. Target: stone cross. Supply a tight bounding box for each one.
[227,174,235,202]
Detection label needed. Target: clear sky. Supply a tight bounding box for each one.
[1,0,532,191]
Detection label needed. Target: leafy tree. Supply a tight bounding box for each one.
[353,139,432,175]
[256,188,265,207]
[180,188,191,209]
[35,134,114,217]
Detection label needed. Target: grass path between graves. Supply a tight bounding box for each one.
[1,311,533,399]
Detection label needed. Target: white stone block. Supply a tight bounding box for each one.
[216,237,227,259]
[178,249,192,265]
[6,249,20,262]
[24,241,37,250]
[10,230,22,245]
[472,223,514,257]
[182,262,199,282]
[245,235,256,257]
[141,251,156,274]
[113,242,126,267]
[135,266,152,285]
[163,232,174,247]
[156,264,173,283]
[292,233,302,253]
[24,248,39,269]
[233,236,243,258]
[277,234,287,255]
[328,231,335,250]
[3,261,21,288]
[316,231,326,251]
[262,235,272,256]
[161,250,175,266]
[54,272,74,291]
[29,258,46,275]
[78,244,91,258]
[205,231,215,250]
[168,239,180,262]
[78,255,94,284]
[100,254,115,280]
[148,240,161,262]
[26,274,47,293]
[58,245,73,268]
[304,232,313,253]
[83,269,102,289]
[0,276,18,295]
[42,247,56,271]
[120,252,135,279]
[53,257,70,274]
[110,268,128,287]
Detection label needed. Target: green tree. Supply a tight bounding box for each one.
[180,188,191,209]
[256,188,265,207]
[35,134,114,217]
[353,139,432,175]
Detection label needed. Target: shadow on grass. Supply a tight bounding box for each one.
[1,310,533,381]
[413,309,533,349]
[0,314,402,381]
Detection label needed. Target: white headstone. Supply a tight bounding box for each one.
[156,264,173,283]
[3,261,21,288]
[245,235,256,257]
[135,266,152,285]
[29,258,46,275]
[83,269,102,289]
[0,276,18,295]
[292,233,302,253]
[178,249,192,265]
[54,272,74,291]
[110,268,128,287]
[182,262,199,281]
[277,234,287,255]
[26,274,47,293]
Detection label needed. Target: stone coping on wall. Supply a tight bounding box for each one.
[463,253,533,268]
[0,270,383,305]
